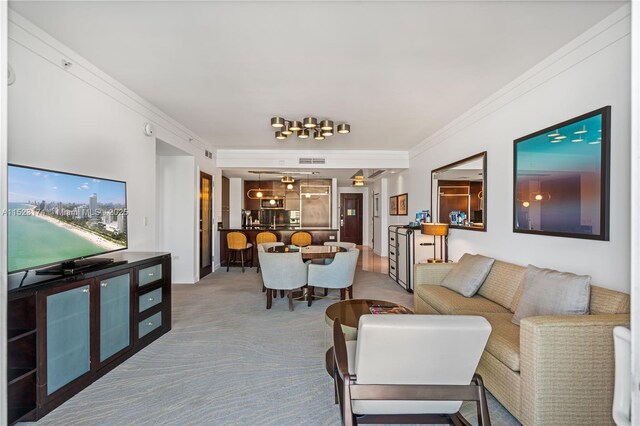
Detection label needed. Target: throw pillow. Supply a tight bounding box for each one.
[440,253,495,297]
[511,265,591,326]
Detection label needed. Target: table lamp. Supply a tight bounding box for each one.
[421,223,449,263]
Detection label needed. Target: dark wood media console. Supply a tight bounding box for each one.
[7,252,172,425]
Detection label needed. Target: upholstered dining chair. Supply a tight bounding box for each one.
[258,250,309,311]
[226,232,253,273]
[323,241,357,265]
[332,314,492,426]
[291,231,312,247]
[255,232,278,273]
[307,249,359,306]
[257,242,284,292]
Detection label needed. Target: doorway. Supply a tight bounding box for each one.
[200,172,213,278]
[340,193,363,245]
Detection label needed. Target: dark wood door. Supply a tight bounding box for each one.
[340,193,363,245]
[200,172,213,278]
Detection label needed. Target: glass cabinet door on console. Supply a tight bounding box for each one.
[45,283,91,395]
[99,273,131,362]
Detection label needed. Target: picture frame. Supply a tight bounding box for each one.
[389,195,398,216]
[513,106,610,240]
[397,193,408,216]
[374,193,380,218]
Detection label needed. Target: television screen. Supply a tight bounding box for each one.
[8,164,128,273]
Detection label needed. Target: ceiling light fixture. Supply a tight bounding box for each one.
[555,135,567,140]
[571,138,584,143]
[352,180,364,187]
[547,129,560,137]
[270,116,350,141]
[281,176,295,184]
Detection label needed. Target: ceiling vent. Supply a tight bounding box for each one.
[298,157,326,165]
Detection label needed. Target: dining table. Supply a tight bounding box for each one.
[266,244,347,260]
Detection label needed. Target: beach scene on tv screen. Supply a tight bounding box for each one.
[7,165,127,273]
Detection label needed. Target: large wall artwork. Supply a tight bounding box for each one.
[513,106,610,240]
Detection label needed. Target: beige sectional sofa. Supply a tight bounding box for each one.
[414,259,630,426]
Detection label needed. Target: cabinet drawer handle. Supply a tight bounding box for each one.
[147,322,154,326]
[390,266,395,270]
[82,288,89,293]
[101,282,108,287]
[148,297,154,302]
[148,272,155,277]
[390,251,395,256]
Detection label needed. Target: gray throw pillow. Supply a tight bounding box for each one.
[440,254,495,297]
[511,265,591,326]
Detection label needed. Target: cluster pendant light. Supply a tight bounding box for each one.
[271,116,350,141]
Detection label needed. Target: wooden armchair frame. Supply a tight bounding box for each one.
[332,318,491,426]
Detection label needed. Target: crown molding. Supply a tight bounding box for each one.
[409,3,631,159]
[8,10,212,155]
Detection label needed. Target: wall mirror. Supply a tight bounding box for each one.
[431,152,487,231]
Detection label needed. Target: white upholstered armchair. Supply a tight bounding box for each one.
[258,250,309,311]
[307,249,359,306]
[332,314,492,425]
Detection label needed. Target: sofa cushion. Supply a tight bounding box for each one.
[512,265,591,325]
[440,254,495,297]
[454,311,520,372]
[415,285,510,315]
[475,260,526,311]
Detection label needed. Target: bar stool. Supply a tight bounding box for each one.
[256,232,277,274]
[226,232,253,272]
[291,231,312,247]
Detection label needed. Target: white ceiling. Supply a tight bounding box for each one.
[10,1,625,152]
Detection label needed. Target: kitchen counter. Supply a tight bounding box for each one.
[219,228,339,268]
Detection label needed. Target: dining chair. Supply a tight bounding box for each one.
[258,242,284,293]
[258,250,309,311]
[226,232,253,273]
[307,249,359,306]
[256,232,278,273]
[291,231,312,247]
[323,241,357,265]
[332,314,492,425]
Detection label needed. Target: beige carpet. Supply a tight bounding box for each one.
[28,266,520,425]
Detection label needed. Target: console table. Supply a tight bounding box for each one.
[6,252,172,425]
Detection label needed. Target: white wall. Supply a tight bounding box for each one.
[156,155,197,284]
[387,7,631,292]
[7,12,219,278]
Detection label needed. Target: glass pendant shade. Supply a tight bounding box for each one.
[281,122,293,135]
[337,123,350,134]
[271,117,285,128]
[290,121,303,131]
[320,120,334,131]
[303,117,317,128]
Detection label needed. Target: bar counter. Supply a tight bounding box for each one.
[219,228,338,268]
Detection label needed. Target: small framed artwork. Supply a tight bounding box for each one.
[389,195,398,215]
[374,193,380,217]
[397,193,408,216]
[513,106,610,240]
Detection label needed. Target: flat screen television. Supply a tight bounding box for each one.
[8,164,128,274]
